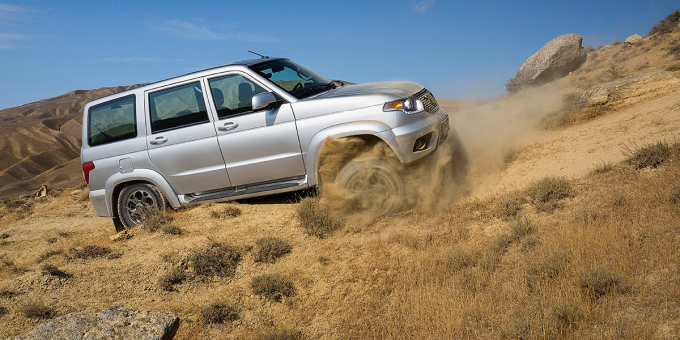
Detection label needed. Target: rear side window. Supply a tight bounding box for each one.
[88,95,137,147]
[208,75,266,119]
[149,82,209,133]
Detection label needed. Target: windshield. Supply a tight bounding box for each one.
[250,59,334,99]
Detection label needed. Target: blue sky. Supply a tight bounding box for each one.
[0,0,677,110]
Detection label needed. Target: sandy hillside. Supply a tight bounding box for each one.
[1,14,680,340]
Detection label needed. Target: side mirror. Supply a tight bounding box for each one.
[252,92,284,111]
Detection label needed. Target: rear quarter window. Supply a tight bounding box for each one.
[88,95,137,147]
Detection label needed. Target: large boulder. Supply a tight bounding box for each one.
[515,33,587,87]
[8,306,179,340]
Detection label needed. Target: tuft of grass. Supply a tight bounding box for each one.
[443,249,478,272]
[210,205,242,219]
[579,266,629,298]
[296,197,342,238]
[67,245,111,260]
[0,287,17,297]
[607,66,622,78]
[141,208,174,232]
[669,44,680,59]
[552,301,582,329]
[510,217,535,241]
[527,177,574,212]
[317,255,329,266]
[254,237,292,264]
[36,249,63,263]
[40,263,70,277]
[18,300,54,319]
[650,9,680,35]
[0,306,7,317]
[158,266,185,291]
[666,63,680,72]
[527,251,569,289]
[591,161,615,174]
[0,233,8,239]
[188,242,241,278]
[505,76,525,94]
[251,273,296,302]
[494,192,525,220]
[501,317,529,339]
[623,141,670,169]
[200,302,239,324]
[585,46,596,52]
[612,40,622,46]
[161,224,183,235]
[256,328,304,340]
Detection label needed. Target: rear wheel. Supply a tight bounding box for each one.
[116,183,166,230]
[336,159,405,216]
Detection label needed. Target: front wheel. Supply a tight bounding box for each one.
[336,159,405,216]
[116,183,167,230]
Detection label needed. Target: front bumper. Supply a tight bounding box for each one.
[386,108,449,163]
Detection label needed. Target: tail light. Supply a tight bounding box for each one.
[82,161,95,184]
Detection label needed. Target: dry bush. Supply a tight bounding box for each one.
[527,176,574,212]
[141,208,174,232]
[623,141,670,169]
[527,251,569,289]
[0,233,8,239]
[256,328,304,340]
[18,300,54,319]
[200,302,238,324]
[161,224,183,235]
[591,161,615,174]
[494,191,525,219]
[3,199,34,218]
[443,249,478,271]
[650,9,680,35]
[67,245,111,260]
[501,317,529,339]
[551,301,582,329]
[296,197,342,238]
[40,263,70,277]
[254,237,292,264]
[210,205,242,219]
[158,266,185,291]
[579,266,629,298]
[509,217,535,241]
[251,274,296,302]
[188,242,241,278]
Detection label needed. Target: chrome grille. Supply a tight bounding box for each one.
[415,88,439,114]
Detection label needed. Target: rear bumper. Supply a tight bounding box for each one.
[89,189,110,217]
[386,108,448,163]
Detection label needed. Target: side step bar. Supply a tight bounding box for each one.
[178,176,307,204]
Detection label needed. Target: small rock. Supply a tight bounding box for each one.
[70,189,83,196]
[625,34,642,44]
[35,185,49,198]
[8,306,179,340]
[110,230,132,242]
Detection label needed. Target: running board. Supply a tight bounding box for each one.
[178,176,307,204]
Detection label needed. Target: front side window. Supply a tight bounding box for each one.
[208,75,266,119]
[88,95,136,147]
[250,59,334,99]
[149,82,209,133]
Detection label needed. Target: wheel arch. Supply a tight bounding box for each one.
[104,169,180,217]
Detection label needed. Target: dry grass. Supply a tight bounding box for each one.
[141,208,174,232]
[40,263,70,277]
[579,266,629,298]
[17,301,54,319]
[650,9,680,35]
[200,302,238,324]
[210,205,242,219]
[67,245,111,260]
[296,197,342,238]
[526,176,574,212]
[36,249,63,263]
[623,141,671,169]
[158,266,185,291]
[251,274,296,302]
[253,237,292,264]
[255,328,304,340]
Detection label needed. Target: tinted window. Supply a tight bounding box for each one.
[149,82,209,133]
[250,59,332,99]
[88,95,137,147]
[208,75,266,119]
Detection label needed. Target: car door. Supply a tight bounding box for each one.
[205,73,305,187]
[145,80,232,195]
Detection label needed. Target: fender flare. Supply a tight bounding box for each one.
[104,169,180,216]
[305,121,403,186]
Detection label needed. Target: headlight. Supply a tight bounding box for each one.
[383,96,425,114]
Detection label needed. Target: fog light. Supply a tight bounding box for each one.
[413,133,433,152]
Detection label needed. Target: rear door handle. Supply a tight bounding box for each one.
[218,122,239,131]
[150,136,168,145]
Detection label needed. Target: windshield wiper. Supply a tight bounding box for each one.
[296,82,336,99]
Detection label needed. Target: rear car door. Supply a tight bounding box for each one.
[206,72,305,187]
[145,80,232,194]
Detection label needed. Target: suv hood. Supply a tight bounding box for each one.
[292,81,424,120]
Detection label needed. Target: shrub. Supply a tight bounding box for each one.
[494,192,525,219]
[669,44,680,59]
[188,242,241,278]
[650,10,680,35]
[612,40,622,46]
[40,264,70,277]
[444,249,477,271]
[552,301,582,328]
[505,77,525,94]
[623,141,670,169]
[251,274,296,302]
[527,252,569,288]
[527,177,574,212]
[158,266,185,291]
[510,217,535,241]
[256,328,304,340]
[161,224,183,235]
[585,46,596,52]
[579,266,628,297]
[254,237,292,264]
[68,245,111,260]
[141,208,174,232]
[501,317,529,339]
[18,300,54,319]
[210,205,242,219]
[296,197,341,238]
[200,302,238,324]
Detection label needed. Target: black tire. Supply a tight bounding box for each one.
[116,183,167,230]
[336,159,405,216]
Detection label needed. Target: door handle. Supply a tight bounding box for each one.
[150,136,168,145]
[218,122,239,131]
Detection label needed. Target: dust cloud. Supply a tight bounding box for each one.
[317,83,566,220]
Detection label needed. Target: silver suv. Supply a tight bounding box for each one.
[81,58,455,231]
